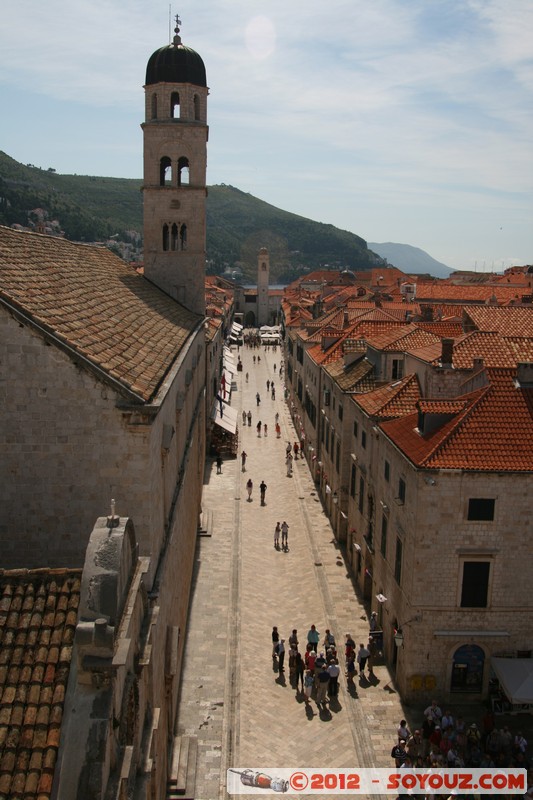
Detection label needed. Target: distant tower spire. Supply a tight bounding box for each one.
[173,13,182,46]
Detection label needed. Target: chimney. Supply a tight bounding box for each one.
[441,338,454,368]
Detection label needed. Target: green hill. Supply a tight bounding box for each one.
[0,151,380,282]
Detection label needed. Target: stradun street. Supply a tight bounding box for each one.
[175,342,410,799]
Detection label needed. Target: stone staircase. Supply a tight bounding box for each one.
[167,735,198,799]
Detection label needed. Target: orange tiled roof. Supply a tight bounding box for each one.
[415,283,524,304]
[0,569,81,799]
[354,374,421,419]
[451,331,518,368]
[463,306,533,337]
[416,321,464,338]
[365,324,441,352]
[381,368,533,471]
[0,226,201,404]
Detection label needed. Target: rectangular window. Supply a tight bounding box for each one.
[467,498,495,521]
[361,430,367,449]
[338,403,343,421]
[461,562,490,607]
[350,464,356,499]
[392,359,404,380]
[353,421,358,439]
[380,515,388,558]
[384,460,390,482]
[394,537,403,584]
[358,476,365,514]
[335,439,340,472]
[398,477,406,504]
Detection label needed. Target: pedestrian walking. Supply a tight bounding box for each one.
[293,441,299,459]
[247,410,252,426]
[357,643,370,674]
[275,412,279,423]
[216,453,222,474]
[273,363,277,373]
[259,480,267,506]
[316,664,330,705]
[367,636,377,674]
[307,625,320,650]
[271,387,275,399]
[272,626,279,658]
[345,633,355,663]
[286,452,293,477]
[281,521,289,549]
[266,379,270,391]
[246,478,253,502]
[257,421,262,437]
[275,422,281,438]
[274,522,281,548]
[242,410,246,425]
[295,652,305,690]
[245,372,249,382]
[346,653,356,685]
[256,392,261,407]
[278,639,286,673]
[303,669,314,705]
[327,659,340,696]
[263,423,268,437]
[241,450,247,472]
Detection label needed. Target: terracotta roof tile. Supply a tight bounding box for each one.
[381,368,533,471]
[0,569,81,800]
[463,306,533,337]
[365,324,442,352]
[354,374,421,419]
[0,226,201,403]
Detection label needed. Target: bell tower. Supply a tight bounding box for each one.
[256,247,270,327]
[142,15,208,315]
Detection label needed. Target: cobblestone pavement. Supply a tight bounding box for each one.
[175,345,508,800]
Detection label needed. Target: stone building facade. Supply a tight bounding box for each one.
[282,284,533,706]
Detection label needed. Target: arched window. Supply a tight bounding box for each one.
[171,223,179,251]
[451,644,485,693]
[180,224,187,250]
[193,94,200,120]
[162,224,170,251]
[160,156,172,186]
[151,93,157,119]
[178,157,190,187]
[171,92,180,119]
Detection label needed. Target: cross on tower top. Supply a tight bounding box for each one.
[173,12,182,46]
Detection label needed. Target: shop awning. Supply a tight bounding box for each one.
[491,657,533,704]
[211,399,238,434]
[232,321,243,332]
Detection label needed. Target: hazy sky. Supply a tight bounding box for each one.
[1,0,532,270]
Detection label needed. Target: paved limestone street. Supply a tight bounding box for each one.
[175,341,415,800]
[175,342,533,799]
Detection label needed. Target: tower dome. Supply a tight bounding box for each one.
[145,16,206,87]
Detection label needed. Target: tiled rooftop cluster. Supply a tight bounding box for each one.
[282,265,533,473]
[0,569,81,800]
[0,226,201,403]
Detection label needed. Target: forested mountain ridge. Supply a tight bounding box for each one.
[0,151,383,282]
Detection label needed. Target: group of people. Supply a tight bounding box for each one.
[245,478,267,504]
[390,697,531,780]
[270,625,379,708]
[273,521,289,550]
[271,625,341,706]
